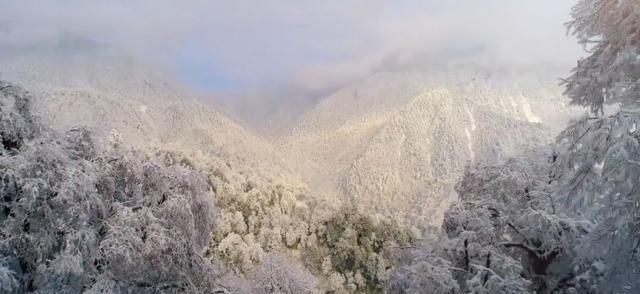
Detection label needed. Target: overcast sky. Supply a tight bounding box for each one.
[1,0,581,98]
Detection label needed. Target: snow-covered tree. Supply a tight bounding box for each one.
[251,253,318,294]
[0,81,220,293]
[205,156,414,293]
[387,149,590,293]
[445,154,591,293]
[387,244,460,294]
[564,0,640,114]
[549,102,640,293]
[557,0,640,292]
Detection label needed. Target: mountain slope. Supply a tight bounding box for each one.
[0,47,295,182]
[0,43,574,230]
[277,67,573,227]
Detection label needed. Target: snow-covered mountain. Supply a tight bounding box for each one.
[276,67,573,227]
[0,46,297,183]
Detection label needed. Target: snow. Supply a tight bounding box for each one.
[465,128,475,161]
[520,99,542,123]
[593,160,604,176]
[465,106,477,131]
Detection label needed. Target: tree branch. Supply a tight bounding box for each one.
[500,242,540,255]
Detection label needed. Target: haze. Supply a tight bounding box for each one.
[0,0,580,115]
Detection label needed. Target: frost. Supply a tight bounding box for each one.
[0,82,220,292]
[252,253,318,294]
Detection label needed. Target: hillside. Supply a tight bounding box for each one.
[0,46,296,184]
[277,67,573,228]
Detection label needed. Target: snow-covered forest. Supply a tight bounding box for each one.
[1,0,640,293]
[402,1,640,292]
[389,1,640,292]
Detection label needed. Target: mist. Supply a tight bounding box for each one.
[0,0,581,124]
[0,2,582,213]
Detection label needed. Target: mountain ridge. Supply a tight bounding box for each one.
[276,69,573,228]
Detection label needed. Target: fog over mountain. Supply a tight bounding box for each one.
[8,1,640,294]
[0,40,574,227]
[0,44,292,176]
[0,0,581,126]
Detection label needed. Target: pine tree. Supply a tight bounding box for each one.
[564,0,640,114]
[555,0,640,291]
